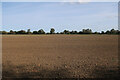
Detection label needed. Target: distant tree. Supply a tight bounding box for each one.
[74,31,78,34]
[33,31,38,34]
[104,29,119,34]
[63,30,67,34]
[9,30,15,34]
[110,29,117,34]
[87,29,92,34]
[0,31,2,34]
[63,30,70,34]
[105,30,110,34]
[93,32,98,34]
[116,30,120,34]
[27,29,31,34]
[56,32,59,34]
[2,31,7,34]
[82,29,85,33]
[82,29,92,34]
[101,31,105,34]
[70,31,78,34]
[50,28,55,34]
[1,28,120,35]
[14,31,17,34]
[118,30,120,34]
[78,31,81,34]
[16,30,26,34]
[46,32,50,34]
[60,32,64,34]
[38,29,45,34]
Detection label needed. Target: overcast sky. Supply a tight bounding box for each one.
[2,2,118,32]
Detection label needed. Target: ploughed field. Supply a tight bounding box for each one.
[2,35,119,78]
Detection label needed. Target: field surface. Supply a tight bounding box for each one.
[2,35,119,78]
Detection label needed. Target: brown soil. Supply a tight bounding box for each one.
[2,35,119,78]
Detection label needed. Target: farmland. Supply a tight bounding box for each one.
[2,35,119,78]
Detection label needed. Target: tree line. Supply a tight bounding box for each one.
[0,28,120,34]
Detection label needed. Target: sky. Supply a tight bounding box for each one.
[2,2,118,32]
[1,0,120,2]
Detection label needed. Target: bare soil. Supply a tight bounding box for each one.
[2,35,119,78]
